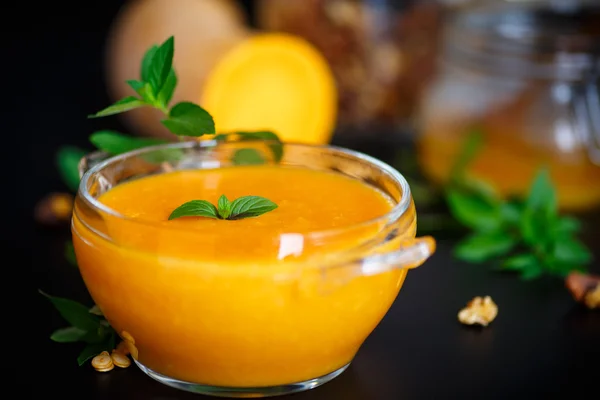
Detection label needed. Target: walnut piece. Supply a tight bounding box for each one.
[33,192,74,225]
[584,285,600,309]
[565,271,600,309]
[458,296,498,326]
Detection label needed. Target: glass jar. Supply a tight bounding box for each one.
[73,140,435,397]
[416,0,600,211]
[255,0,444,135]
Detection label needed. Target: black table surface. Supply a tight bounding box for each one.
[6,1,600,398]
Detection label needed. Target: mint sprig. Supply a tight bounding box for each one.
[169,195,278,221]
[446,129,593,280]
[89,36,215,138]
[39,291,116,366]
[56,146,87,192]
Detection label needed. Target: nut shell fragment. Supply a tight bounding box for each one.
[91,351,114,372]
[458,296,498,326]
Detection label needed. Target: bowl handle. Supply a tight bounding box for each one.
[349,236,436,277]
[308,236,436,295]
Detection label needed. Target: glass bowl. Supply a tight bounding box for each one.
[72,140,435,397]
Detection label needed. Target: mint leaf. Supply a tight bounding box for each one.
[454,231,516,263]
[521,169,558,245]
[521,262,544,280]
[88,96,145,118]
[168,200,219,220]
[236,130,283,162]
[90,130,167,155]
[232,148,265,165]
[147,36,174,95]
[552,238,593,266]
[446,187,501,231]
[141,45,159,82]
[162,102,215,136]
[65,240,77,266]
[127,79,145,95]
[56,146,86,192]
[500,201,522,226]
[450,127,484,181]
[39,291,101,332]
[554,216,581,236]
[157,69,177,107]
[526,168,557,215]
[51,327,88,343]
[503,253,539,272]
[89,305,103,316]
[217,195,231,219]
[229,196,278,220]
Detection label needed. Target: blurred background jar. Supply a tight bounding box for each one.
[255,0,445,136]
[416,0,600,211]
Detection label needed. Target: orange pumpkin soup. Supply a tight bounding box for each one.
[72,165,414,386]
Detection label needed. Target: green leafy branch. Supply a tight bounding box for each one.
[446,129,592,280]
[40,291,116,366]
[89,37,215,138]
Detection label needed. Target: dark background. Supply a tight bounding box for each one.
[6,1,599,398]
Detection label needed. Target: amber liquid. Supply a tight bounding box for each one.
[418,85,600,211]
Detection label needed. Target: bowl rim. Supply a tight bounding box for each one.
[77,139,413,241]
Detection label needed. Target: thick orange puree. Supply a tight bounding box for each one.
[72,165,413,387]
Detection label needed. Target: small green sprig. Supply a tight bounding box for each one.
[89,36,215,138]
[169,195,278,220]
[39,291,116,366]
[446,129,593,280]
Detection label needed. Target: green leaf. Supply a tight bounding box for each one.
[232,148,265,165]
[65,240,77,266]
[157,69,177,107]
[502,253,538,271]
[127,79,145,95]
[450,127,484,181]
[526,168,557,214]
[141,45,159,82]
[39,290,101,332]
[552,238,593,266]
[217,195,231,219]
[500,201,522,226]
[147,36,174,95]
[446,187,501,231]
[56,146,86,192]
[51,326,88,343]
[454,231,517,263]
[236,130,283,162]
[168,200,219,220]
[89,130,167,155]
[88,305,103,316]
[77,341,114,367]
[229,196,278,220]
[520,262,544,280]
[88,96,145,118]
[162,102,215,136]
[554,216,581,236]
